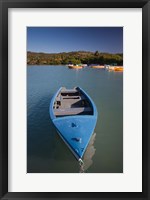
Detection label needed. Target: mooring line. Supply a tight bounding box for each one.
[79,158,85,173]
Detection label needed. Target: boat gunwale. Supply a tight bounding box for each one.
[50,87,98,120]
[78,87,97,118]
[50,87,62,120]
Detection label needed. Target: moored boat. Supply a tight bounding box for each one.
[108,66,115,71]
[49,87,98,161]
[107,66,123,72]
[91,65,105,69]
[68,65,83,69]
[114,66,123,72]
[82,64,88,67]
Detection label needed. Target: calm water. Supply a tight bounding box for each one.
[27,65,123,173]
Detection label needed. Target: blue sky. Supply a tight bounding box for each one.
[27,27,123,54]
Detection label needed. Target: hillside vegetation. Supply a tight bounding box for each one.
[27,51,123,65]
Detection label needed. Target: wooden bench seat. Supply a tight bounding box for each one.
[61,90,77,93]
[62,96,81,99]
[54,107,92,116]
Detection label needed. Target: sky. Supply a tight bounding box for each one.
[27,27,123,54]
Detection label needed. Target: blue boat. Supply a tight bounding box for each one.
[49,87,98,161]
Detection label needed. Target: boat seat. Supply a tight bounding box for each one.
[62,96,81,99]
[61,91,80,96]
[54,107,92,116]
[61,89,77,93]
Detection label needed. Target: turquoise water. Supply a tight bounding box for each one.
[27,65,123,173]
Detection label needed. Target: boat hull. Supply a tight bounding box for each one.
[68,65,83,69]
[50,87,98,160]
[53,115,97,160]
[91,65,105,69]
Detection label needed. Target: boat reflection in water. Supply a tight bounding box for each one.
[79,132,96,173]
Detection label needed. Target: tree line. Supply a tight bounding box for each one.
[27,51,123,65]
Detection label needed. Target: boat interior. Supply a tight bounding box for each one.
[53,88,93,117]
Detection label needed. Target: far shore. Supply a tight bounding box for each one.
[27,51,123,66]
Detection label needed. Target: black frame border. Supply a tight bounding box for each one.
[0,0,149,199]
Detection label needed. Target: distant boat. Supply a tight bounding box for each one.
[49,87,98,161]
[91,65,105,69]
[107,66,123,72]
[82,64,88,67]
[104,65,110,69]
[67,64,74,67]
[114,66,123,72]
[108,66,115,71]
[68,64,83,69]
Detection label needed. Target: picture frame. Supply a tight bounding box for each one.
[0,0,149,199]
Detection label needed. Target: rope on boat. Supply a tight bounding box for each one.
[79,158,84,165]
[79,158,85,173]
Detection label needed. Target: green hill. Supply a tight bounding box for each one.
[27,51,123,65]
